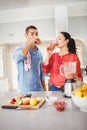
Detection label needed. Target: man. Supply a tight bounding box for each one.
[13,25,46,92]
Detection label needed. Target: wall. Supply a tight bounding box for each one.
[69,16,87,66]
[0,78,8,91]
[0,18,55,43]
[0,1,87,43]
[0,16,86,42]
[69,16,87,43]
[0,16,87,44]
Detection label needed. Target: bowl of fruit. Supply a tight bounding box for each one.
[72,83,87,112]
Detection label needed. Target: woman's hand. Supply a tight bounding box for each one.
[46,47,53,56]
[47,43,58,51]
[44,43,58,65]
[46,43,58,56]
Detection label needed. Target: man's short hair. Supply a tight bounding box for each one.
[25,25,37,34]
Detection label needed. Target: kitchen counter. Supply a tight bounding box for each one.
[0,91,87,130]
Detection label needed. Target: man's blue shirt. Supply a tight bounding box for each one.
[13,43,45,92]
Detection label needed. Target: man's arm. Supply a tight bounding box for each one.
[22,43,31,57]
[13,46,26,64]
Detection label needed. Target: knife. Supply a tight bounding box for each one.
[1,105,31,110]
[1,105,18,109]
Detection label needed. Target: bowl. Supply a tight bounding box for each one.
[72,94,87,112]
[54,101,66,112]
[45,96,58,105]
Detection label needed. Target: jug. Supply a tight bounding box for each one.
[60,62,77,97]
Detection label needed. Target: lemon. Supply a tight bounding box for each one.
[74,91,83,97]
[30,98,38,106]
[73,88,81,95]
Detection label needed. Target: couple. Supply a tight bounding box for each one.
[13,25,82,93]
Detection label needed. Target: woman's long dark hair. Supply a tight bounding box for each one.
[60,32,76,54]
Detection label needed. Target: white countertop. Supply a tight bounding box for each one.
[0,91,87,130]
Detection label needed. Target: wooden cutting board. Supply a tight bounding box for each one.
[1,97,46,110]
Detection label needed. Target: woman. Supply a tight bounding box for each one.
[42,32,83,91]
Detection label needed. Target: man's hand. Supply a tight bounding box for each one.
[35,37,41,45]
[28,37,41,47]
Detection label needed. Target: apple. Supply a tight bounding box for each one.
[22,97,30,105]
[10,98,16,104]
[47,43,58,51]
[30,97,38,106]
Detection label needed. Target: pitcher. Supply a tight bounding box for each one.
[60,62,77,97]
[60,62,76,79]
